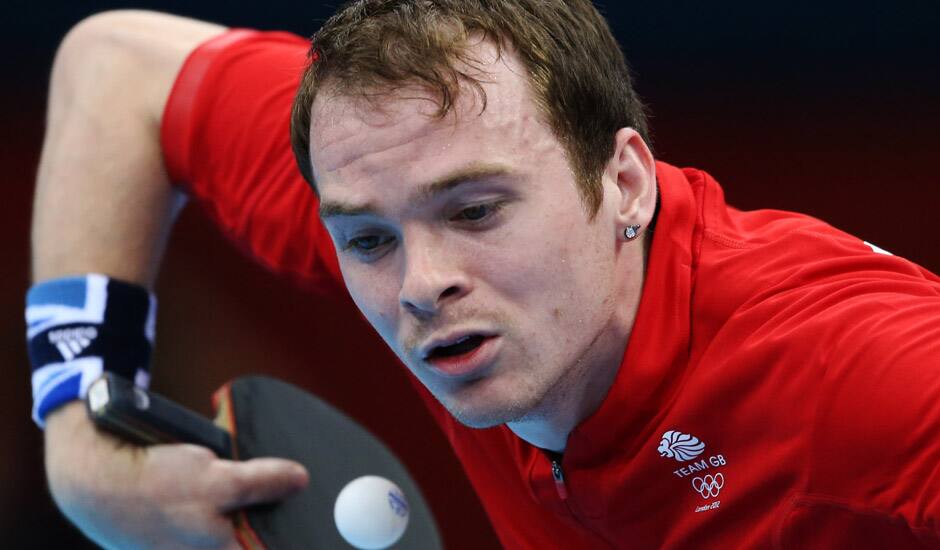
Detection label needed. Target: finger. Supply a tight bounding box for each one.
[208,458,309,511]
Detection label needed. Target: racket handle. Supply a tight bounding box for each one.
[86,373,234,459]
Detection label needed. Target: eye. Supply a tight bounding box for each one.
[452,202,504,223]
[344,234,395,258]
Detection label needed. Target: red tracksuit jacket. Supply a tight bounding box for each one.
[163,30,940,548]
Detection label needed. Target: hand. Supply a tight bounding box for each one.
[44,401,309,549]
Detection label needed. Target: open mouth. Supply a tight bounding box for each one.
[426,334,487,360]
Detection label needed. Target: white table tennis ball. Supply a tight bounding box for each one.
[334,475,410,549]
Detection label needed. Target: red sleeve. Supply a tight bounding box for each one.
[778,281,940,547]
[161,30,343,294]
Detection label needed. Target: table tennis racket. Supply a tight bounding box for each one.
[85,372,443,549]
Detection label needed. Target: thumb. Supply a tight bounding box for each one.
[208,458,309,511]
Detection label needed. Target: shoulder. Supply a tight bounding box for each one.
[684,166,940,337]
[674,167,940,536]
[691,167,940,434]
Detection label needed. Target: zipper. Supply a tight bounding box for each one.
[551,459,569,500]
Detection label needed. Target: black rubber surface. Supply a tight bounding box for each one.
[230,376,443,549]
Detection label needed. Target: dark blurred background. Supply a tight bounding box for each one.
[3,1,938,548]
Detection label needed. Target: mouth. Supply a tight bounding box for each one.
[421,333,499,377]
[425,334,487,359]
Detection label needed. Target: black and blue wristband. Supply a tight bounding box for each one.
[26,274,156,427]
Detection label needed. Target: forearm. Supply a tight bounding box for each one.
[29,14,306,548]
[33,6,223,526]
[31,10,226,286]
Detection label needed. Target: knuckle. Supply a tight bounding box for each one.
[206,460,251,502]
[176,443,218,462]
[228,466,257,502]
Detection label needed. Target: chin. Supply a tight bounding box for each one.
[437,378,543,429]
[445,405,522,429]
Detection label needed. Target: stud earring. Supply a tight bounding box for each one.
[623,224,641,240]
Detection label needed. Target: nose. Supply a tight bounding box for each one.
[399,238,470,318]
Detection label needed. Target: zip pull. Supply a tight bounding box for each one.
[551,460,569,500]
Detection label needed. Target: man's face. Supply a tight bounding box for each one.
[310,44,641,428]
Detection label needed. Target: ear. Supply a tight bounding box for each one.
[606,128,657,232]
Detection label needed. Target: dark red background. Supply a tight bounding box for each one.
[3,2,938,548]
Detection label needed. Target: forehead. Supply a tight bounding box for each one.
[308,41,556,192]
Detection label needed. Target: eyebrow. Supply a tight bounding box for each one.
[318,162,513,219]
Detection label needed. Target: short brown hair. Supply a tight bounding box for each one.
[290,0,650,215]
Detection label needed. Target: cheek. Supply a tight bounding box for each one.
[341,264,401,344]
[492,216,613,322]
[475,220,584,310]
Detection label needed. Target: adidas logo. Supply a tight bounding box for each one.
[48,326,98,361]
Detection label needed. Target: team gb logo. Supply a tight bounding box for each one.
[658,430,706,462]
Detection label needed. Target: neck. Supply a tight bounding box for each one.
[506,327,627,452]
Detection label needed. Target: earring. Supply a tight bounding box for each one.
[623,224,641,240]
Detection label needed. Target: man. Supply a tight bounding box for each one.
[31,1,940,548]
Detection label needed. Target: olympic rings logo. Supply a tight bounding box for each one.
[691,473,724,499]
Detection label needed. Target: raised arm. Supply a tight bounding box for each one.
[34,11,306,548]
[32,10,215,284]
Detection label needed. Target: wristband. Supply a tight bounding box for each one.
[26,274,156,428]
